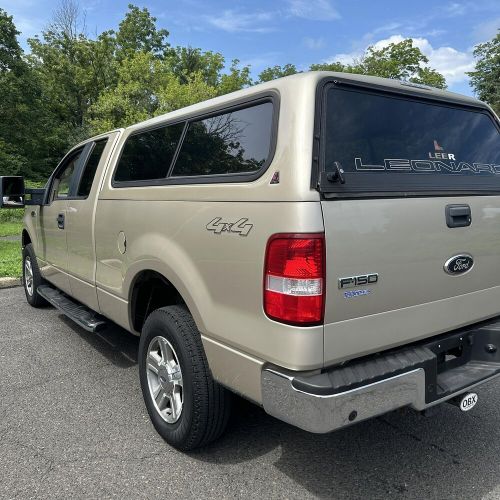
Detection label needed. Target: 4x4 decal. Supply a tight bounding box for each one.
[206,217,253,236]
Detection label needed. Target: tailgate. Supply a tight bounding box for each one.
[317,81,500,365]
[322,196,500,364]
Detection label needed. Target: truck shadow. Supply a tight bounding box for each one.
[195,392,500,499]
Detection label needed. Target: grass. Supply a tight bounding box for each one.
[0,208,24,224]
[0,210,24,277]
[0,208,23,237]
[0,240,22,278]
[0,221,23,237]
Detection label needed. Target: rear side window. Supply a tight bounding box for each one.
[77,139,108,197]
[321,86,500,195]
[115,122,185,182]
[172,102,273,177]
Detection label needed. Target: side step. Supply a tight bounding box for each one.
[37,284,108,333]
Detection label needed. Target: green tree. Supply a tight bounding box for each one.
[0,9,47,178]
[0,7,28,173]
[309,61,350,72]
[168,46,224,86]
[25,1,121,176]
[90,57,251,131]
[468,31,500,114]
[218,59,252,94]
[310,39,446,88]
[90,52,166,131]
[258,63,298,82]
[0,7,24,72]
[116,4,169,59]
[157,72,218,114]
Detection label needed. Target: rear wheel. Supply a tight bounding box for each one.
[22,243,47,307]
[139,305,231,451]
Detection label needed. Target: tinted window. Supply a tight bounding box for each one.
[54,150,83,199]
[171,102,273,177]
[115,122,185,182]
[324,87,500,193]
[77,139,108,197]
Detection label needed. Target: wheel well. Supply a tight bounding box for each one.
[22,230,31,248]
[130,271,184,332]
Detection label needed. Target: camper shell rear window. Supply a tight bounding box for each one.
[316,82,500,197]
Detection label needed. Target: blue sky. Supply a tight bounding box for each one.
[3,0,500,96]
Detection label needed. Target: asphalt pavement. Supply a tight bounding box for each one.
[1,286,500,500]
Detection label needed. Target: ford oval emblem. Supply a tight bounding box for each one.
[444,254,474,275]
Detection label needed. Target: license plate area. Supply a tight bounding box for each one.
[423,324,500,402]
[426,333,472,374]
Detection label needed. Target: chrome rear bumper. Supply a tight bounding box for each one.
[261,368,426,433]
[261,367,500,433]
[261,320,500,433]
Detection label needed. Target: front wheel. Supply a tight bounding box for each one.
[22,243,47,307]
[139,305,231,451]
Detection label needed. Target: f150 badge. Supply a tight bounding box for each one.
[338,273,379,289]
[206,217,253,236]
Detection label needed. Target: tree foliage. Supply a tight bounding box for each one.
[0,9,47,178]
[258,64,298,82]
[259,40,446,88]
[115,4,169,59]
[310,39,446,88]
[468,31,500,115]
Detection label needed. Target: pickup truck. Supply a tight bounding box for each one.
[2,71,500,451]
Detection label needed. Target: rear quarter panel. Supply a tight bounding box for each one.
[94,199,324,369]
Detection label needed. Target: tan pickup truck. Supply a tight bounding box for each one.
[2,71,500,451]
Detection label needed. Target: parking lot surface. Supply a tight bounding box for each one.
[1,286,500,499]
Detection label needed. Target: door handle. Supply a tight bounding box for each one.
[445,204,471,228]
[57,213,65,229]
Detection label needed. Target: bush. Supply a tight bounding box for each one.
[0,208,24,223]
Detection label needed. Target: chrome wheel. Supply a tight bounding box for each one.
[146,336,183,424]
[24,256,34,296]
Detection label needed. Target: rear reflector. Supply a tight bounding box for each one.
[264,234,325,326]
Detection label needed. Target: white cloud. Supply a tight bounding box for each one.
[205,1,340,33]
[204,10,275,33]
[287,0,340,21]
[326,35,475,86]
[372,22,403,35]
[303,37,325,50]
[328,51,362,65]
[443,2,470,16]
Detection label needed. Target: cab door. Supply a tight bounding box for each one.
[65,134,117,311]
[38,146,87,294]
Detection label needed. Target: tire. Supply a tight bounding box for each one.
[139,305,231,451]
[22,243,48,308]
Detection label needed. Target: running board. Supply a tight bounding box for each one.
[37,284,108,333]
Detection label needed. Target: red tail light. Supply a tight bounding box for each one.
[264,233,325,326]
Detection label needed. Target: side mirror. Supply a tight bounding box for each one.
[0,176,25,208]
